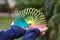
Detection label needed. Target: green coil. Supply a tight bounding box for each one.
[15,8,47,27]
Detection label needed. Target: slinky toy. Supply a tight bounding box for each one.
[14,8,47,28]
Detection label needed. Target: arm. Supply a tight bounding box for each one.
[22,28,40,40]
[0,25,26,40]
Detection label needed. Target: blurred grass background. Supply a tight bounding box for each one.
[0,17,13,30]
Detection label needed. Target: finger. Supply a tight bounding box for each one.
[41,32,45,35]
[39,27,48,32]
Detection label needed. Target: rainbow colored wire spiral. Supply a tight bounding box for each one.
[14,8,47,28]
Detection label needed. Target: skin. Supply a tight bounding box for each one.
[29,25,48,35]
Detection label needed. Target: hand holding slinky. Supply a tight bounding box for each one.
[29,25,48,35]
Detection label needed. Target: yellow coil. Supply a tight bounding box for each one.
[17,8,47,26]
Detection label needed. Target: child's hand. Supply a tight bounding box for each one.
[29,25,48,35]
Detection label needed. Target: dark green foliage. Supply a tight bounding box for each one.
[15,0,45,10]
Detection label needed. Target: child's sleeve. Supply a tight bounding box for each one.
[22,28,40,40]
[0,25,26,40]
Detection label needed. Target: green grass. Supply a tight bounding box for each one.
[0,17,21,40]
[0,17,14,30]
